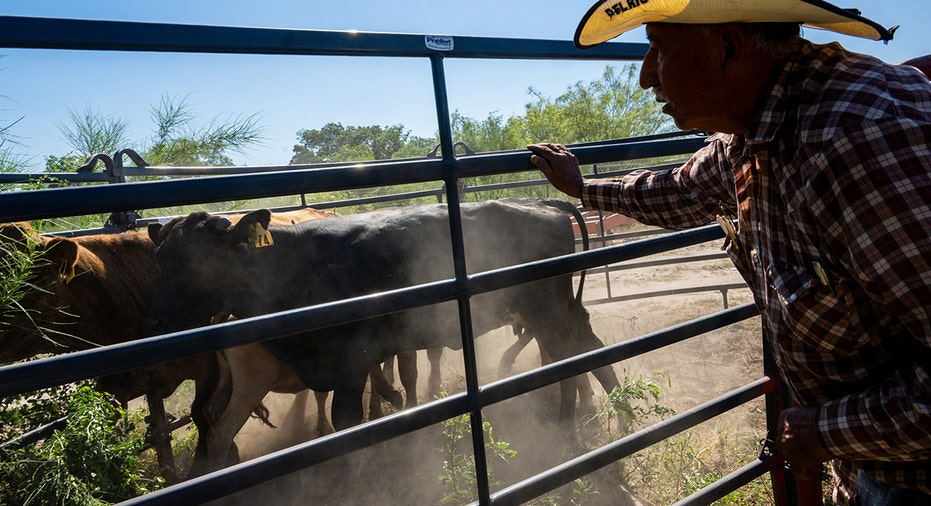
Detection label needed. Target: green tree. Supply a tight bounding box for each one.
[447,64,676,201]
[55,107,131,165]
[290,122,435,164]
[450,111,511,153]
[145,94,264,167]
[48,95,265,171]
[448,64,672,153]
[512,63,673,146]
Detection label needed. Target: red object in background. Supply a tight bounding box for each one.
[898,54,931,79]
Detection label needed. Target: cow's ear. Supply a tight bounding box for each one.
[0,222,40,246]
[148,217,187,247]
[147,223,163,246]
[43,238,80,284]
[230,209,273,248]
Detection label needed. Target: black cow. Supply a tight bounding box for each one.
[146,198,621,471]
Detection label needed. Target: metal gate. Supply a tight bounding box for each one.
[0,15,809,505]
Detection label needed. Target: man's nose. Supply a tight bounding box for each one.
[639,49,657,90]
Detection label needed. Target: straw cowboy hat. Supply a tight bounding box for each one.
[574,0,897,48]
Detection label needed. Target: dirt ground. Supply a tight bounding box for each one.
[173,229,767,505]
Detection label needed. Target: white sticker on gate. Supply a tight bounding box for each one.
[425,35,453,51]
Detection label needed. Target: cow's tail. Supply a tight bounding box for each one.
[540,198,589,302]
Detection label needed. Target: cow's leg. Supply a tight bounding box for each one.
[567,303,621,398]
[367,374,384,420]
[426,348,443,400]
[368,365,403,420]
[498,328,533,377]
[530,330,580,424]
[564,301,626,428]
[205,385,269,472]
[146,393,179,484]
[189,351,245,476]
[538,341,597,415]
[313,391,334,436]
[188,355,221,478]
[576,374,597,415]
[531,300,619,426]
[558,377,579,422]
[330,367,370,430]
[281,389,310,440]
[381,355,396,386]
[204,344,280,472]
[397,350,419,407]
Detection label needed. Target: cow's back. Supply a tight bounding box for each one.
[257,199,579,386]
[272,199,574,289]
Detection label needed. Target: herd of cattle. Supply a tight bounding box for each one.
[0,198,621,479]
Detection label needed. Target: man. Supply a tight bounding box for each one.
[528,1,931,504]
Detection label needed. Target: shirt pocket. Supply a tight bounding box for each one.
[767,261,861,353]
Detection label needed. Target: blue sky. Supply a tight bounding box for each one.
[2,0,928,169]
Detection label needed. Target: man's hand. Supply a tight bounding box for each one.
[527,143,584,198]
[775,407,834,479]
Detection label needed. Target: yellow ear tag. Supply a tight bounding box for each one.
[59,261,75,284]
[248,222,274,249]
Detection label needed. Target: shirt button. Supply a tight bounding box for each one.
[788,293,798,303]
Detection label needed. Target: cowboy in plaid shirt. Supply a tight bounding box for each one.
[529,1,931,504]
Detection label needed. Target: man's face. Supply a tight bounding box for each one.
[639,23,729,131]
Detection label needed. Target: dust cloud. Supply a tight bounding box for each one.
[184,226,762,505]
[208,324,639,506]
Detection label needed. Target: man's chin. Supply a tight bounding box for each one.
[662,105,689,129]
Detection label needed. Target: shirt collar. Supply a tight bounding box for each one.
[745,40,811,146]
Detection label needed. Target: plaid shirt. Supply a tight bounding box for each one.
[582,40,931,503]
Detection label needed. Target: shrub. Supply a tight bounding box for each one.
[0,386,161,505]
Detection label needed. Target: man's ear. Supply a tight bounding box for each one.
[719,24,748,73]
[229,209,273,248]
[43,238,80,284]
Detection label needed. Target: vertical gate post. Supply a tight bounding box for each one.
[430,52,492,504]
[763,330,824,506]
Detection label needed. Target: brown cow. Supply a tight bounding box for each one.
[0,208,342,479]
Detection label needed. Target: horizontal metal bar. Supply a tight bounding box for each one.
[486,376,777,506]
[0,138,706,223]
[0,276,460,398]
[302,187,446,210]
[0,158,445,222]
[117,156,434,176]
[118,392,475,505]
[585,282,748,306]
[594,253,730,271]
[0,16,648,61]
[671,457,782,506]
[466,225,727,297]
[587,228,675,245]
[0,173,113,184]
[478,303,760,408]
[0,416,68,452]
